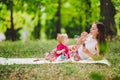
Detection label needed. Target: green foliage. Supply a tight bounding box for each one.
[45,0,58,20]
[0,3,9,33]
[115,13,120,36]
[99,42,108,56]
[14,11,38,40]
[0,0,119,40]
[112,0,120,36]
[62,0,100,37]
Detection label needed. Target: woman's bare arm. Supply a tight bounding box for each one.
[82,44,99,57]
[76,32,88,46]
[83,44,103,60]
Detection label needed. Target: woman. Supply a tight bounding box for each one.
[74,22,107,60]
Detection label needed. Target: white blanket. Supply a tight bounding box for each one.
[0,57,110,66]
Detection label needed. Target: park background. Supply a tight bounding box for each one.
[0,0,120,41]
[0,0,120,80]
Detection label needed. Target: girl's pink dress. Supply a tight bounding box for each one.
[54,43,70,59]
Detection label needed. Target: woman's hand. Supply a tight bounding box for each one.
[76,37,85,45]
[76,32,88,45]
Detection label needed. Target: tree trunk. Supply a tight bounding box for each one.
[10,2,16,41]
[85,0,91,32]
[100,0,116,39]
[5,0,16,41]
[34,11,41,39]
[56,0,61,37]
[34,21,40,39]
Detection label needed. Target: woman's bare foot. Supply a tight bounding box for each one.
[74,53,80,61]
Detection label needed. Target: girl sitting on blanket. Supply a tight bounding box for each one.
[45,33,70,61]
[74,22,108,61]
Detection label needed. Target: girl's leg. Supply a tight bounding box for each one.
[44,52,50,60]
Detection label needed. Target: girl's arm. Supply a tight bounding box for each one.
[52,48,57,53]
[56,49,65,54]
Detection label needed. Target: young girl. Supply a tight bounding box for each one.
[45,33,70,62]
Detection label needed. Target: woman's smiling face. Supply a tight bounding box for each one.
[90,23,99,38]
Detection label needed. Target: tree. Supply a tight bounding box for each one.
[33,4,41,39]
[100,0,117,39]
[45,0,61,39]
[0,0,18,41]
[112,0,120,36]
[48,0,61,38]
[9,0,16,41]
[56,0,61,37]
[14,0,42,40]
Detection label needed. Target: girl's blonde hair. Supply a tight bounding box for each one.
[57,33,68,43]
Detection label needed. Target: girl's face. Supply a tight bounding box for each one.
[90,23,99,38]
[63,36,69,45]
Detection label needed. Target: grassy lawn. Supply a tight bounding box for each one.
[0,39,120,80]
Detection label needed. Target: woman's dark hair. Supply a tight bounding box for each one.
[94,22,107,55]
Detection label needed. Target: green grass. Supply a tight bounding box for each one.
[0,39,120,80]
